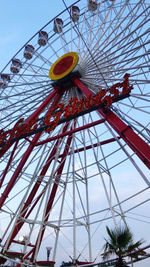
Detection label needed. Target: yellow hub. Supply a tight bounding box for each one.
[49,52,79,80]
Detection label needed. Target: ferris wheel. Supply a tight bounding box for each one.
[0,0,150,266]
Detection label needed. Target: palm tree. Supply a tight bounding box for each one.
[102,226,143,267]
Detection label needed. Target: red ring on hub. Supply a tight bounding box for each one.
[53,56,73,76]
[49,52,79,80]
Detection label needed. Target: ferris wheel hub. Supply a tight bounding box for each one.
[49,52,79,81]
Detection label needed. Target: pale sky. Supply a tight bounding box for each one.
[0,0,73,70]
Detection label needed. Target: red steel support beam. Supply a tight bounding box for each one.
[5,122,70,250]
[59,137,121,158]
[0,141,19,188]
[36,118,105,146]
[0,89,61,210]
[31,124,75,262]
[0,88,58,159]
[15,247,35,267]
[12,240,35,247]
[25,88,58,124]
[0,132,41,210]
[73,77,150,169]
[3,91,64,250]
[4,139,57,250]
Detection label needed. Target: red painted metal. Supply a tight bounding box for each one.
[0,88,58,159]
[53,56,73,75]
[15,248,35,267]
[73,77,150,169]
[22,248,35,260]
[0,132,41,210]
[59,137,121,158]
[31,124,75,261]
[12,240,35,247]
[25,88,58,124]
[36,118,105,146]
[1,71,149,264]
[3,92,64,250]
[5,123,69,251]
[0,141,18,188]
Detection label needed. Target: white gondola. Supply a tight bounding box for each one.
[88,0,98,11]
[10,59,22,74]
[38,31,48,46]
[70,6,80,22]
[53,18,63,33]
[0,74,10,89]
[24,44,34,60]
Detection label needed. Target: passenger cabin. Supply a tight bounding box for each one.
[88,0,98,11]
[24,44,34,60]
[10,59,22,74]
[53,18,63,33]
[38,31,48,46]
[0,74,10,89]
[70,6,80,22]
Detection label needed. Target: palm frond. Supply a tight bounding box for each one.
[127,239,144,253]
[102,225,144,261]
